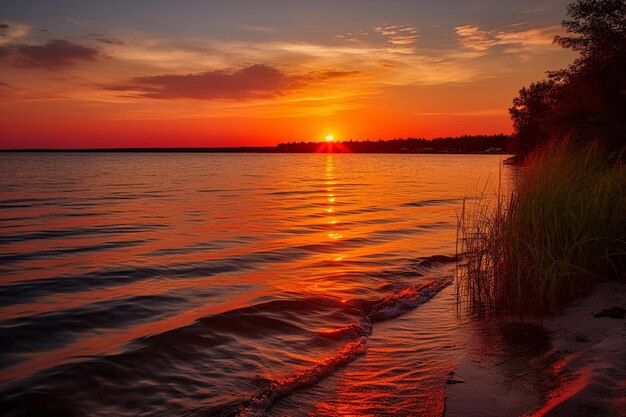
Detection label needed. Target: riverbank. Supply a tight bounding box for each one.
[445,281,626,416]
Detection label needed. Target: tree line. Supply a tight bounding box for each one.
[276,135,509,153]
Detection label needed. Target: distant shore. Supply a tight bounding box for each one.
[0,134,511,154]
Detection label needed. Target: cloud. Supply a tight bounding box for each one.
[108,64,359,100]
[417,108,508,117]
[333,24,418,53]
[0,39,102,68]
[67,18,93,26]
[455,24,558,53]
[373,24,418,52]
[334,30,370,42]
[0,22,30,45]
[236,24,276,33]
[455,25,497,51]
[96,37,125,45]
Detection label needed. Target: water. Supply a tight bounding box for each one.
[0,153,510,416]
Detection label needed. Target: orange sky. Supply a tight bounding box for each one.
[0,1,577,148]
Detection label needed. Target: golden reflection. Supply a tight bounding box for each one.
[325,154,346,263]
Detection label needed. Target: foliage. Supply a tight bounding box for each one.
[456,141,626,317]
[509,0,626,156]
[508,80,559,155]
[554,0,626,61]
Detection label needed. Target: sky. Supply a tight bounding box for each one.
[0,0,577,148]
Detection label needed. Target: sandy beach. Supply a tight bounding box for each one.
[446,281,626,417]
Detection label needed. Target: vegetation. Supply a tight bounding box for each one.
[509,0,626,156]
[276,134,509,153]
[456,142,625,316]
[457,0,626,317]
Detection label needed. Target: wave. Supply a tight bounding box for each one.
[235,273,453,416]
[0,223,166,245]
[237,338,367,417]
[0,238,453,307]
[367,276,453,322]
[0,294,189,363]
[315,321,372,340]
[0,239,148,264]
[0,266,454,417]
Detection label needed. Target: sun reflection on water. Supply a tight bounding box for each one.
[325,155,346,263]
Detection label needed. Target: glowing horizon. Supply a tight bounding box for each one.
[0,0,576,149]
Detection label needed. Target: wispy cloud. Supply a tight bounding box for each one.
[0,22,30,45]
[373,24,419,48]
[333,23,418,53]
[417,108,508,117]
[334,30,370,42]
[455,24,558,53]
[66,18,93,27]
[235,24,276,33]
[455,25,497,51]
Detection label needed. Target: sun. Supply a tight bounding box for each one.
[325,134,334,142]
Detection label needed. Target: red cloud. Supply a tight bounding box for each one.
[108,64,358,100]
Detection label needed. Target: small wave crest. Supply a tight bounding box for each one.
[368,276,453,322]
[238,338,367,417]
[315,321,372,340]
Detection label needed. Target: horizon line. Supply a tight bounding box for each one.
[0,134,511,152]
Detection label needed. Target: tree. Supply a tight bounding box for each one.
[554,0,626,64]
[510,0,626,154]
[508,80,559,155]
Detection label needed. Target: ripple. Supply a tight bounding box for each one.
[0,294,189,367]
[0,224,167,245]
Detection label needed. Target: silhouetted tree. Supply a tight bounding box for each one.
[554,0,626,63]
[510,0,626,155]
[509,80,559,155]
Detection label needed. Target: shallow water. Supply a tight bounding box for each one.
[0,153,511,416]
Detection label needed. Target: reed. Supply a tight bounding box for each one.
[456,141,626,317]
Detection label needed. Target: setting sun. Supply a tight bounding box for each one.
[325,135,334,142]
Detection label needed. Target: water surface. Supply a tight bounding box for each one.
[0,153,511,416]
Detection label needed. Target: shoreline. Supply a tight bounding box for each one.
[445,281,626,417]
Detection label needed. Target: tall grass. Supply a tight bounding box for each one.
[456,141,626,317]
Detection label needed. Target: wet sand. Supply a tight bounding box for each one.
[445,281,626,417]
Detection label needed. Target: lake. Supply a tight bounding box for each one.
[0,153,512,416]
